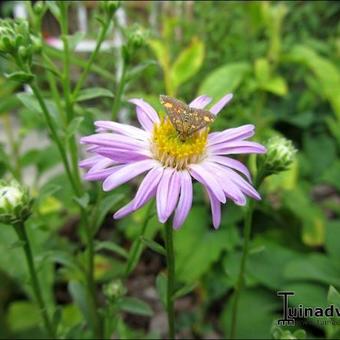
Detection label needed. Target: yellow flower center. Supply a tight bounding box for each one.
[151,118,208,170]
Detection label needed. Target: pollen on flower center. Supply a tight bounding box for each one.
[151,118,208,170]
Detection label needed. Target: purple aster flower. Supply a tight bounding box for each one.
[79,93,266,229]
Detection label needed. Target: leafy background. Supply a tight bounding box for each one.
[0,1,340,339]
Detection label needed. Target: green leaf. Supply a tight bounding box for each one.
[241,241,299,290]
[73,193,90,209]
[304,133,337,180]
[254,58,270,83]
[7,301,40,332]
[8,240,26,250]
[156,273,167,309]
[75,87,114,102]
[261,76,287,96]
[94,241,128,259]
[220,288,280,339]
[0,94,20,114]
[126,60,157,82]
[198,62,251,102]
[328,286,340,308]
[284,254,340,287]
[288,45,340,119]
[44,250,83,274]
[92,194,125,234]
[325,221,340,261]
[118,297,153,316]
[174,206,232,283]
[125,239,143,275]
[65,117,84,139]
[283,188,325,246]
[5,71,35,84]
[140,237,166,256]
[17,92,59,121]
[68,281,93,328]
[148,39,169,71]
[67,32,86,51]
[17,92,42,113]
[171,38,204,89]
[173,282,197,300]
[321,161,340,191]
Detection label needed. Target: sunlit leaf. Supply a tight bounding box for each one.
[198,62,251,102]
[171,38,204,89]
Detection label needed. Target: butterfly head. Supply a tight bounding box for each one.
[159,95,215,142]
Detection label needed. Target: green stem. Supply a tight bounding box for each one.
[2,113,21,180]
[82,210,102,339]
[43,54,67,126]
[125,203,154,276]
[58,5,102,338]
[59,2,72,123]
[230,169,265,339]
[30,84,80,195]
[72,19,112,101]
[164,220,175,339]
[111,61,127,120]
[13,222,55,338]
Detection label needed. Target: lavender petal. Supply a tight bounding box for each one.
[210,93,233,115]
[209,155,252,182]
[156,168,174,223]
[133,166,164,209]
[189,95,212,109]
[208,124,255,145]
[173,171,193,229]
[189,163,226,203]
[102,159,156,191]
[94,120,149,140]
[129,98,160,132]
[206,188,221,229]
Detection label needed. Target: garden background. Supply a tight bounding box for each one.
[0,1,340,339]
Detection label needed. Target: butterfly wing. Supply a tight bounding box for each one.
[186,108,215,136]
[159,95,190,137]
[159,95,215,139]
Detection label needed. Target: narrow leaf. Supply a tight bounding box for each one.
[94,241,128,259]
[140,237,166,256]
[76,87,114,102]
[118,297,153,316]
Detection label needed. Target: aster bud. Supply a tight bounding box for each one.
[0,180,33,225]
[103,279,127,302]
[123,24,148,64]
[261,136,297,175]
[0,19,33,64]
[33,1,46,16]
[101,0,120,16]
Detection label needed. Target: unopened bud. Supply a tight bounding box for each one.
[261,136,297,175]
[103,279,127,301]
[0,180,33,225]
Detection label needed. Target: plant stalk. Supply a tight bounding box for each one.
[230,169,265,339]
[13,222,55,338]
[111,61,127,120]
[164,219,175,339]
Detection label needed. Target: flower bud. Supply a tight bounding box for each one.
[101,1,120,16]
[123,24,148,64]
[103,279,127,301]
[0,19,32,61]
[261,135,297,175]
[33,1,46,16]
[0,180,33,225]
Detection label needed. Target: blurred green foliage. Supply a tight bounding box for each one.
[0,1,340,339]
